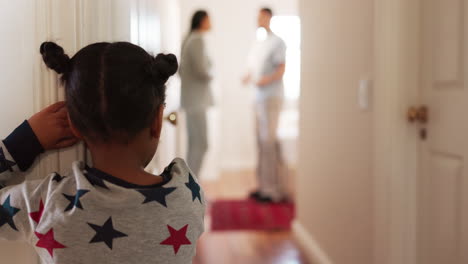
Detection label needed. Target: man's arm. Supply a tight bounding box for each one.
[257,38,287,87]
[256,63,286,87]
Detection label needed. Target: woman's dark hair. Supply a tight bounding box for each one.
[190,10,208,32]
[39,41,178,143]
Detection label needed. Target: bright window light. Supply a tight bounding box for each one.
[271,16,301,101]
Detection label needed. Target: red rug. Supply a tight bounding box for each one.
[210,199,295,231]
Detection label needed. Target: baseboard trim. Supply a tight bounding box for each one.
[292,220,334,264]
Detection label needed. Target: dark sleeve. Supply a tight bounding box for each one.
[1,120,44,184]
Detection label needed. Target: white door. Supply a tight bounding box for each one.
[0,1,42,263]
[418,0,468,263]
[0,1,181,262]
[130,0,182,174]
[0,0,88,262]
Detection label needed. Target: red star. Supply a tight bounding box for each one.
[35,229,66,257]
[160,224,191,254]
[29,200,44,223]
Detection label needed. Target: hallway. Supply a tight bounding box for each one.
[194,170,309,264]
[0,0,467,263]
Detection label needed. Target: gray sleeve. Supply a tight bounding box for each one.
[272,40,287,66]
[188,37,212,81]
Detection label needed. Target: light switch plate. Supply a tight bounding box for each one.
[358,79,372,110]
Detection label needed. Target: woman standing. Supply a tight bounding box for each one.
[179,10,213,178]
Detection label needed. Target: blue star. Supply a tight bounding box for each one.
[63,189,89,212]
[185,173,202,203]
[138,187,176,207]
[0,195,20,231]
[88,217,127,250]
[85,173,109,190]
[52,173,65,183]
[160,162,176,178]
[0,148,16,173]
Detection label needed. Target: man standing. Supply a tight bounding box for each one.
[244,7,287,203]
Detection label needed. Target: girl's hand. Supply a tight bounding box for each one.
[28,101,79,150]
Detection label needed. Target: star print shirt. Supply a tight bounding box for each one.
[0,121,206,263]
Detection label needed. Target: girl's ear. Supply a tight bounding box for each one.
[150,104,165,139]
[67,114,83,139]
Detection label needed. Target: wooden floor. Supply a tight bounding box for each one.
[193,170,309,264]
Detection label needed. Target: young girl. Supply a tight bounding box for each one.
[0,42,205,263]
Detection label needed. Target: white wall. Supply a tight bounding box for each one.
[133,0,184,174]
[295,0,374,263]
[178,0,298,173]
[0,1,36,137]
[0,2,38,262]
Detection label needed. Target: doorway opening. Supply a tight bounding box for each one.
[256,15,301,178]
[272,16,301,167]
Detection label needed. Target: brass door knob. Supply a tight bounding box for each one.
[165,111,178,126]
[407,105,428,124]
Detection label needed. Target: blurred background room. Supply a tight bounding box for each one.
[0,0,466,264]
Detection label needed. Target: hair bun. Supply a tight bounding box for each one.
[146,53,178,82]
[40,42,71,74]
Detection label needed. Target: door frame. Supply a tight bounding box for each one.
[374,0,421,263]
[32,0,94,178]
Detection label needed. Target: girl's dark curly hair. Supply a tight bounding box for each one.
[40,41,178,143]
